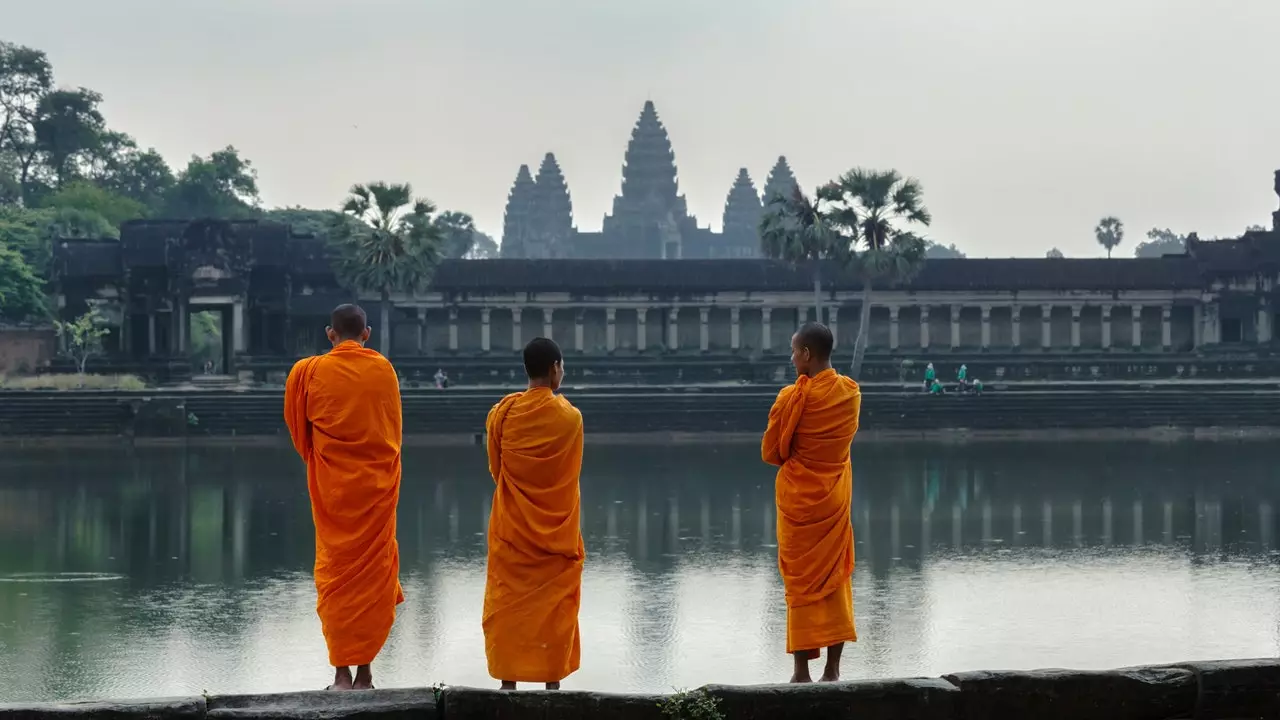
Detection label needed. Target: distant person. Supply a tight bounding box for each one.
[283,304,404,691]
[923,362,935,392]
[483,337,585,691]
[930,378,945,395]
[434,368,447,389]
[973,378,984,395]
[957,363,969,391]
[761,322,860,683]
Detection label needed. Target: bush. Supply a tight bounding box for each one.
[0,373,147,390]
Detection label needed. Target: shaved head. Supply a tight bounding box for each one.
[795,322,834,361]
[329,304,368,340]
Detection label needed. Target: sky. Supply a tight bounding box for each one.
[8,0,1280,257]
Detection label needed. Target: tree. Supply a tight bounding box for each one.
[164,146,260,218]
[924,241,965,259]
[88,133,174,212]
[468,231,499,259]
[266,207,347,237]
[1095,216,1124,258]
[1134,228,1185,258]
[821,168,931,379]
[759,185,843,321]
[54,306,110,375]
[0,205,114,277]
[31,87,107,189]
[0,239,46,321]
[40,180,144,228]
[0,42,54,203]
[435,210,478,259]
[328,182,444,355]
[1046,247,1065,259]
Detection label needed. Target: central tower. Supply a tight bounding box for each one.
[601,101,696,258]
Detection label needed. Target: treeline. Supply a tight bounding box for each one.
[0,39,494,324]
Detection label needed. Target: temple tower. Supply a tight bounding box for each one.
[720,168,763,258]
[762,156,800,207]
[529,153,575,258]
[602,101,695,258]
[1273,169,1279,232]
[500,165,537,258]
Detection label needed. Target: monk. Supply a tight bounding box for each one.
[483,337,585,691]
[761,322,861,683]
[284,304,405,691]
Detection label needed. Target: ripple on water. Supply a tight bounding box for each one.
[0,572,126,583]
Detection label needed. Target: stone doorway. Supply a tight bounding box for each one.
[188,306,231,376]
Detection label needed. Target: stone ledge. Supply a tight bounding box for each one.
[2,660,1278,719]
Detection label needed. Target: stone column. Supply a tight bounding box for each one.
[1101,305,1113,349]
[950,304,961,350]
[729,308,741,350]
[667,308,680,351]
[1192,304,1203,348]
[761,307,773,351]
[1161,305,1172,349]
[574,310,585,352]
[542,308,554,340]
[448,307,459,352]
[829,307,840,347]
[1011,305,1021,349]
[699,307,710,352]
[1258,301,1273,344]
[511,308,522,350]
[147,311,157,355]
[232,300,246,353]
[1132,305,1143,349]
[176,300,187,354]
[1040,305,1052,349]
[980,305,992,350]
[480,308,491,353]
[889,305,900,351]
[920,306,930,350]
[1070,305,1082,349]
[605,308,617,352]
[637,308,648,351]
[416,307,426,354]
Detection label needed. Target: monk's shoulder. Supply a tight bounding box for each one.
[287,355,318,378]
[555,395,583,425]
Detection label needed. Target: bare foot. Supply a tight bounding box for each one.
[789,673,813,684]
[819,671,840,682]
[500,681,516,691]
[353,664,374,690]
[545,682,560,691]
[329,667,354,691]
[821,642,844,682]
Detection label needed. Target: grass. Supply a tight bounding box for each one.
[0,373,148,391]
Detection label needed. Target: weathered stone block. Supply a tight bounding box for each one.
[0,697,205,719]
[1175,659,1280,719]
[944,666,1197,720]
[703,678,959,720]
[440,686,666,720]
[206,688,438,720]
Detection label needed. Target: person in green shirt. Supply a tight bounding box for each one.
[923,362,935,392]
[929,378,945,395]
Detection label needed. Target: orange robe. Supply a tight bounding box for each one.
[284,340,405,668]
[762,367,861,658]
[482,387,585,683]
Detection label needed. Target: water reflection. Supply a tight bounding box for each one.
[1,441,1279,701]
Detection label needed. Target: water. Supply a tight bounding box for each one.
[1,440,1279,702]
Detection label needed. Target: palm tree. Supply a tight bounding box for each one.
[329,182,443,355]
[1095,216,1124,258]
[759,185,845,321]
[821,168,931,379]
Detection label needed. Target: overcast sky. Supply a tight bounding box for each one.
[9,0,1280,257]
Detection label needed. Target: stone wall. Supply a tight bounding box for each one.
[0,325,55,375]
[2,659,1276,719]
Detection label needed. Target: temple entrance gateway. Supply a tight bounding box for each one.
[188,309,228,375]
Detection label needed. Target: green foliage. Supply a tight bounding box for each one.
[820,168,931,378]
[469,231,499,259]
[1095,216,1124,258]
[924,241,965,259]
[0,41,54,203]
[32,87,106,187]
[189,310,223,371]
[54,306,111,374]
[1135,228,1184,258]
[163,146,260,219]
[1046,247,1065,259]
[0,239,46,321]
[435,210,478,259]
[89,134,174,212]
[265,207,346,238]
[40,180,144,228]
[759,185,845,317]
[658,689,723,720]
[329,181,443,296]
[0,205,114,277]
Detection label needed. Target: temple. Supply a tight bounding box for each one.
[48,169,1280,381]
[501,101,771,259]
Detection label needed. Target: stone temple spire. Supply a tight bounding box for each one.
[610,100,689,221]
[1273,169,1279,232]
[500,164,536,258]
[762,156,800,207]
[723,169,762,236]
[530,152,574,258]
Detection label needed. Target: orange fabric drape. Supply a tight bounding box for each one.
[762,368,861,658]
[482,387,585,683]
[284,341,405,668]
